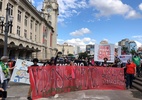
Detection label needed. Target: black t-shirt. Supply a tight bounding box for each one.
[27,64,39,73]
[102,62,109,67]
[31,64,39,66]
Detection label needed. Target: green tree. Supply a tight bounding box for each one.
[121,47,129,54]
[68,54,74,57]
[78,52,89,59]
[130,49,136,55]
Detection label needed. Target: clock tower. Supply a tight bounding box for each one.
[42,0,59,53]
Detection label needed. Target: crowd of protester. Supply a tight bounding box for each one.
[0,52,142,100]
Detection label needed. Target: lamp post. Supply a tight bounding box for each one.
[62,45,64,56]
[0,4,13,56]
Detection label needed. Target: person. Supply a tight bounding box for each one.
[125,59,136,89]
[27,58,39,100]
[132,53,141,77]
[101,57,109,67]
[0,56,10,100]
[49,52,62,66]
[91,58,95,66]
[0,56,10,89]
[0,88,4,99]
[49,57,55,66]
[111,57,122,68]
[68,60,74,66]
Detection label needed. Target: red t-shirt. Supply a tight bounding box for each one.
[126,62,136,74]
[8,61,13,68]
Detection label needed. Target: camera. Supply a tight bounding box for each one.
[0,91,7,98]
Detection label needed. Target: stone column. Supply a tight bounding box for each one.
[21,10,25,38]
[27,15,31,40]
[13,5,18,35]
[32,19,35,41]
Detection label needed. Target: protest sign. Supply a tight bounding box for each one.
[118,55,132,63]
[94,44,115,62]
[10,59,43,84]
[29,66,125,99]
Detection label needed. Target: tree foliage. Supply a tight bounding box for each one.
[68,54,74,57]
[121,47,129,54]
[78,52,89,59]
[130,49,136,55]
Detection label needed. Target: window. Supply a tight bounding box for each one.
[25,16,28,26]
[30,32,32,40]
[0,26,2,33]
[49,21,52,25]
[30,20,33,29]
[35,35,36,41]
[8,3,13,15]
[35,23,37,32]
[17,10,21,22]
[24,29,27,38]
[0,0,2,11]
[17,26,20,36]
[47,14,51,20]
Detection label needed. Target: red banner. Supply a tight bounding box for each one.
[29,66,125,99]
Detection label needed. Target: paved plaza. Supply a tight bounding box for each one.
[7,82,142,100]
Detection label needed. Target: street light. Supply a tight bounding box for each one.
[62,45,64,56]
[0,4,13,56]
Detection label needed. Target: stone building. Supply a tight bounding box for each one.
[118,38,137,54]
[57,43,74,56]
[0,0,58,60]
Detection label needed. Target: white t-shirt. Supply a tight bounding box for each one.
[0,66,6,83]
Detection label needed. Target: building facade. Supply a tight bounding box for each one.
[86,45,94,55]
[0,0,58,60]
[57,43,74,56]
[128,41,137,51]
[118,38,137,54]
[118,38,129,48]
[74,45,80,55]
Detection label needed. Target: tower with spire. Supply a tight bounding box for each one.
[42,0,59,51]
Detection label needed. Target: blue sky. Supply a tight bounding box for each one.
[32,0,142,50]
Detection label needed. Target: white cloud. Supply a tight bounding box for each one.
[103,39,109,42]
[125,10,141,19]
[89,0,142,19]
[36,2,43,11]
[57,37,96,51]
[83,38,91,42]
[70,28,91,36]
[135,41,142,48]
[57,0,88,23]
[115,42,118,46]
[57,39,65,44]
[132,35,142,42]
[132,35,142,47]
[29,0,35,4]
[139,3,142,11]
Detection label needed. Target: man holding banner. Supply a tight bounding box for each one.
[27,58,39,100]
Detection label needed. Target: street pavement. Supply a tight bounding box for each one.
[7,82,142,100]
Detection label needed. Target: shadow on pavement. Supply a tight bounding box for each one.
[131,89,142,99]
[9,82,29,86]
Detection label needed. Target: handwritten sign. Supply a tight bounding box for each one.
[29,66,125,99]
